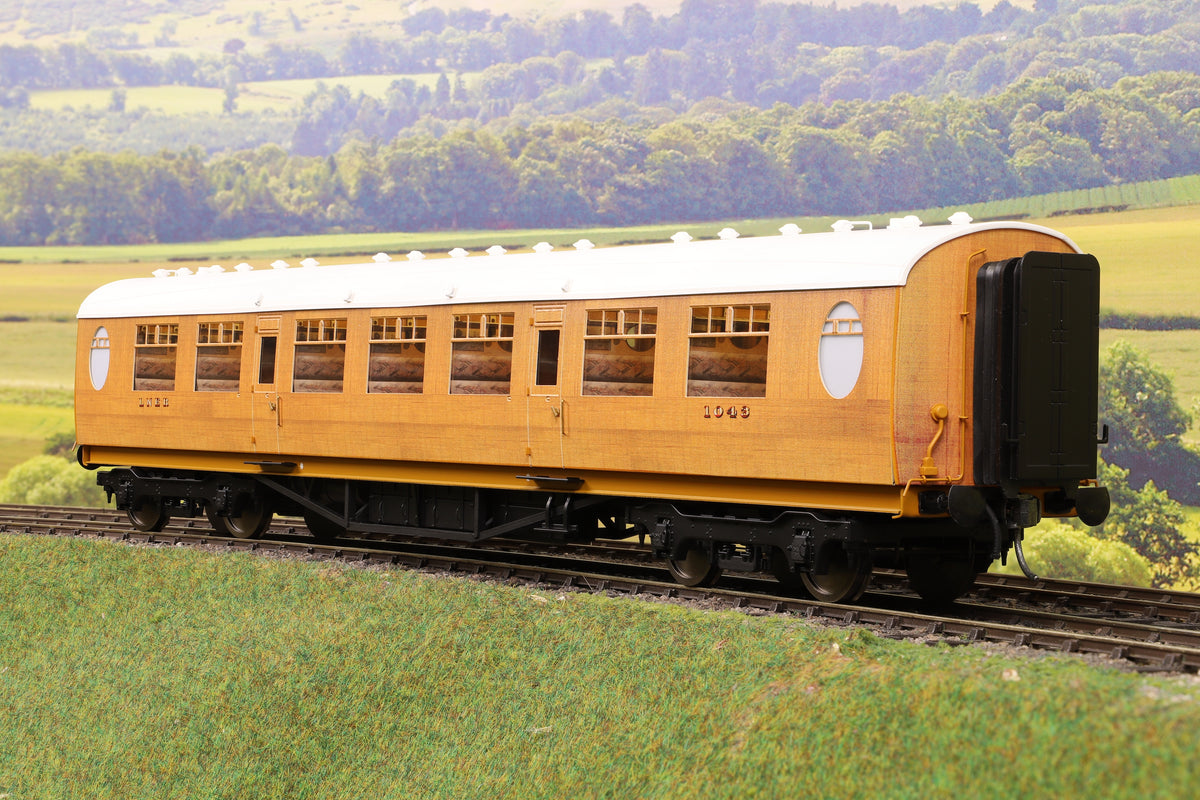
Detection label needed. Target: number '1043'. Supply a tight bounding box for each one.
[704,405,750,419]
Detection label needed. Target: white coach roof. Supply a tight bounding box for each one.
[77,218,1080,320]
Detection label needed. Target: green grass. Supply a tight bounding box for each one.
[0,533,1197,798]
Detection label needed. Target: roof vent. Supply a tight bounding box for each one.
[887,215,923,230]
[373,252,391,263]
[573,239,595,251]
[300,258,319,268]
[152,269,172,278]
[779,223,802,237]
[718,227,739,240]
[448,248,469,258]
[533,242,554,254]
[234,263,253,272]
[486,245,507,256]
[832,220,872,233]
[271,260,289,270]
[198,265,225,275]
[949,211,974,226]
[671,231,693,244]
[407,251,425,261]
[175,267,193,277]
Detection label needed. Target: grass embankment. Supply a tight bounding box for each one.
[1,534,1197,798]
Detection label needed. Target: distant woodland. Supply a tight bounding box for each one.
[1,0,1199,244]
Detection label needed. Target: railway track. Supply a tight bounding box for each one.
[6,503,1200,673]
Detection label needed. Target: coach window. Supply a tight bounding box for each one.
[88,327,110,390]
[450,312,514,395]
[687,304,769,397]
[133,323,179,391]
[583,308,657,396]
[818,302,864,399]
[258,337,277,385]
[195,322,243,392]
[293,318,347,393]
[369,315,427,394]
[535,329,561,387]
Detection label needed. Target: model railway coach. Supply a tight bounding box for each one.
[75,215,1110,604]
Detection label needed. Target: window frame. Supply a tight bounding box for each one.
[195,321,244,393]
[133,323,179,392]
[450,311,515,395]
[582,307,658,397]
[293,317,348,394]
[686,304,770,398]
[369,314,428,394]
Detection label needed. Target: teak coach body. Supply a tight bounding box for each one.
[75,217,1109,603]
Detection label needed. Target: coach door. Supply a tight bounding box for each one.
[527,305,565,467]
[251,315,283,452]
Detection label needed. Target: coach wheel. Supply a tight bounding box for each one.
[303,511,345,543]
[906,549,979,606]
[667,545,722,588]
[207,494,273,539]
[128,497,170,533]
[800,545,870,603]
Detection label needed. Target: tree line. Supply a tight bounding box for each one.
[0,0,1047,94]
[1,70,1198,245]
[2,0,1198,147]
[2,0,1200,117]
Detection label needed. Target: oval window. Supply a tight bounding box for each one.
[89,326,111,390]
[818,302,863,399]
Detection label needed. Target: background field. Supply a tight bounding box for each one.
[1054,206,1200,318]
[0,0,999,52]
[0,0,685,51]
[29,73,450,115]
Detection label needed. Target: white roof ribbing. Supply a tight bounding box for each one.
[76,221,1080,320]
